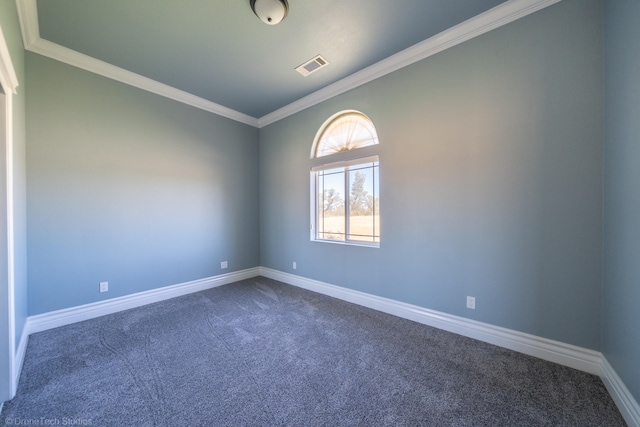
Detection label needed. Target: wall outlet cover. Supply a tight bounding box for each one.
[466,296,476,309]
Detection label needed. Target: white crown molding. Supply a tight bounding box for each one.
[15,0,259,127]
[16,0,559,129]
[601,357,640,427]
[30,39,260,127]
[25,267,260,334]
[258,0,561,127]
[15,0,39,50]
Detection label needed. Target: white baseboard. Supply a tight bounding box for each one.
[12,266,638,426]
[261,267,640,425]
[601,357,640,427]
[26,267,260,335]
[9,268,260,404]
[260,267,603,374]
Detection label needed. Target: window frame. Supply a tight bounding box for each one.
[310,111,380,247]
[310,156,380,247]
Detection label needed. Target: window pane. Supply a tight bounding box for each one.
[317,169,345,241]
[315,112,379,158]
[348,163,379,242]
[311,110,380,247]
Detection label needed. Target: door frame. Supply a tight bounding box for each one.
[0,22,19,401]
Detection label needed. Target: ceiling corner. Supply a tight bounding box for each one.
[16,0,40,49]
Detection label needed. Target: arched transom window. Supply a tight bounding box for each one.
[310,111,380,246]
[313,110,379,158]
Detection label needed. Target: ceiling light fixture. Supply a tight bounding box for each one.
[250,0,289,25]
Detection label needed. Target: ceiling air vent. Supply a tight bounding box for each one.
[295,55,329,77]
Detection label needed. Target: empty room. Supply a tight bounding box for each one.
[0,0,638,425]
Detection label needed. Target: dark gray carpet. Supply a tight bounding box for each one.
[0,277,626,426]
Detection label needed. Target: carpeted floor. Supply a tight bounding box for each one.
[0,277,626,426]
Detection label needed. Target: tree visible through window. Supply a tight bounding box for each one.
[311,111,380,246]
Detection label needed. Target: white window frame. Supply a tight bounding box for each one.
[310,110,380,247]
[310,155,380,247]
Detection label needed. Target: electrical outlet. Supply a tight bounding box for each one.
[221,261,228,269]
[293,261,297,270]
[466,296,476,309]
[100,281,109,293]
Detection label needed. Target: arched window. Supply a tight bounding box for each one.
[312,110,379,158]
[310,111,380,246]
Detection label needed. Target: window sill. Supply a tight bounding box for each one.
[311,239,380,249]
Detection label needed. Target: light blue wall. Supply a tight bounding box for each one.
[10,0,640,413]
[0,0,28,402]
[260,0,604,350]
[26,53,260,315]
[603,0,640,403]
[9,0,640,411]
